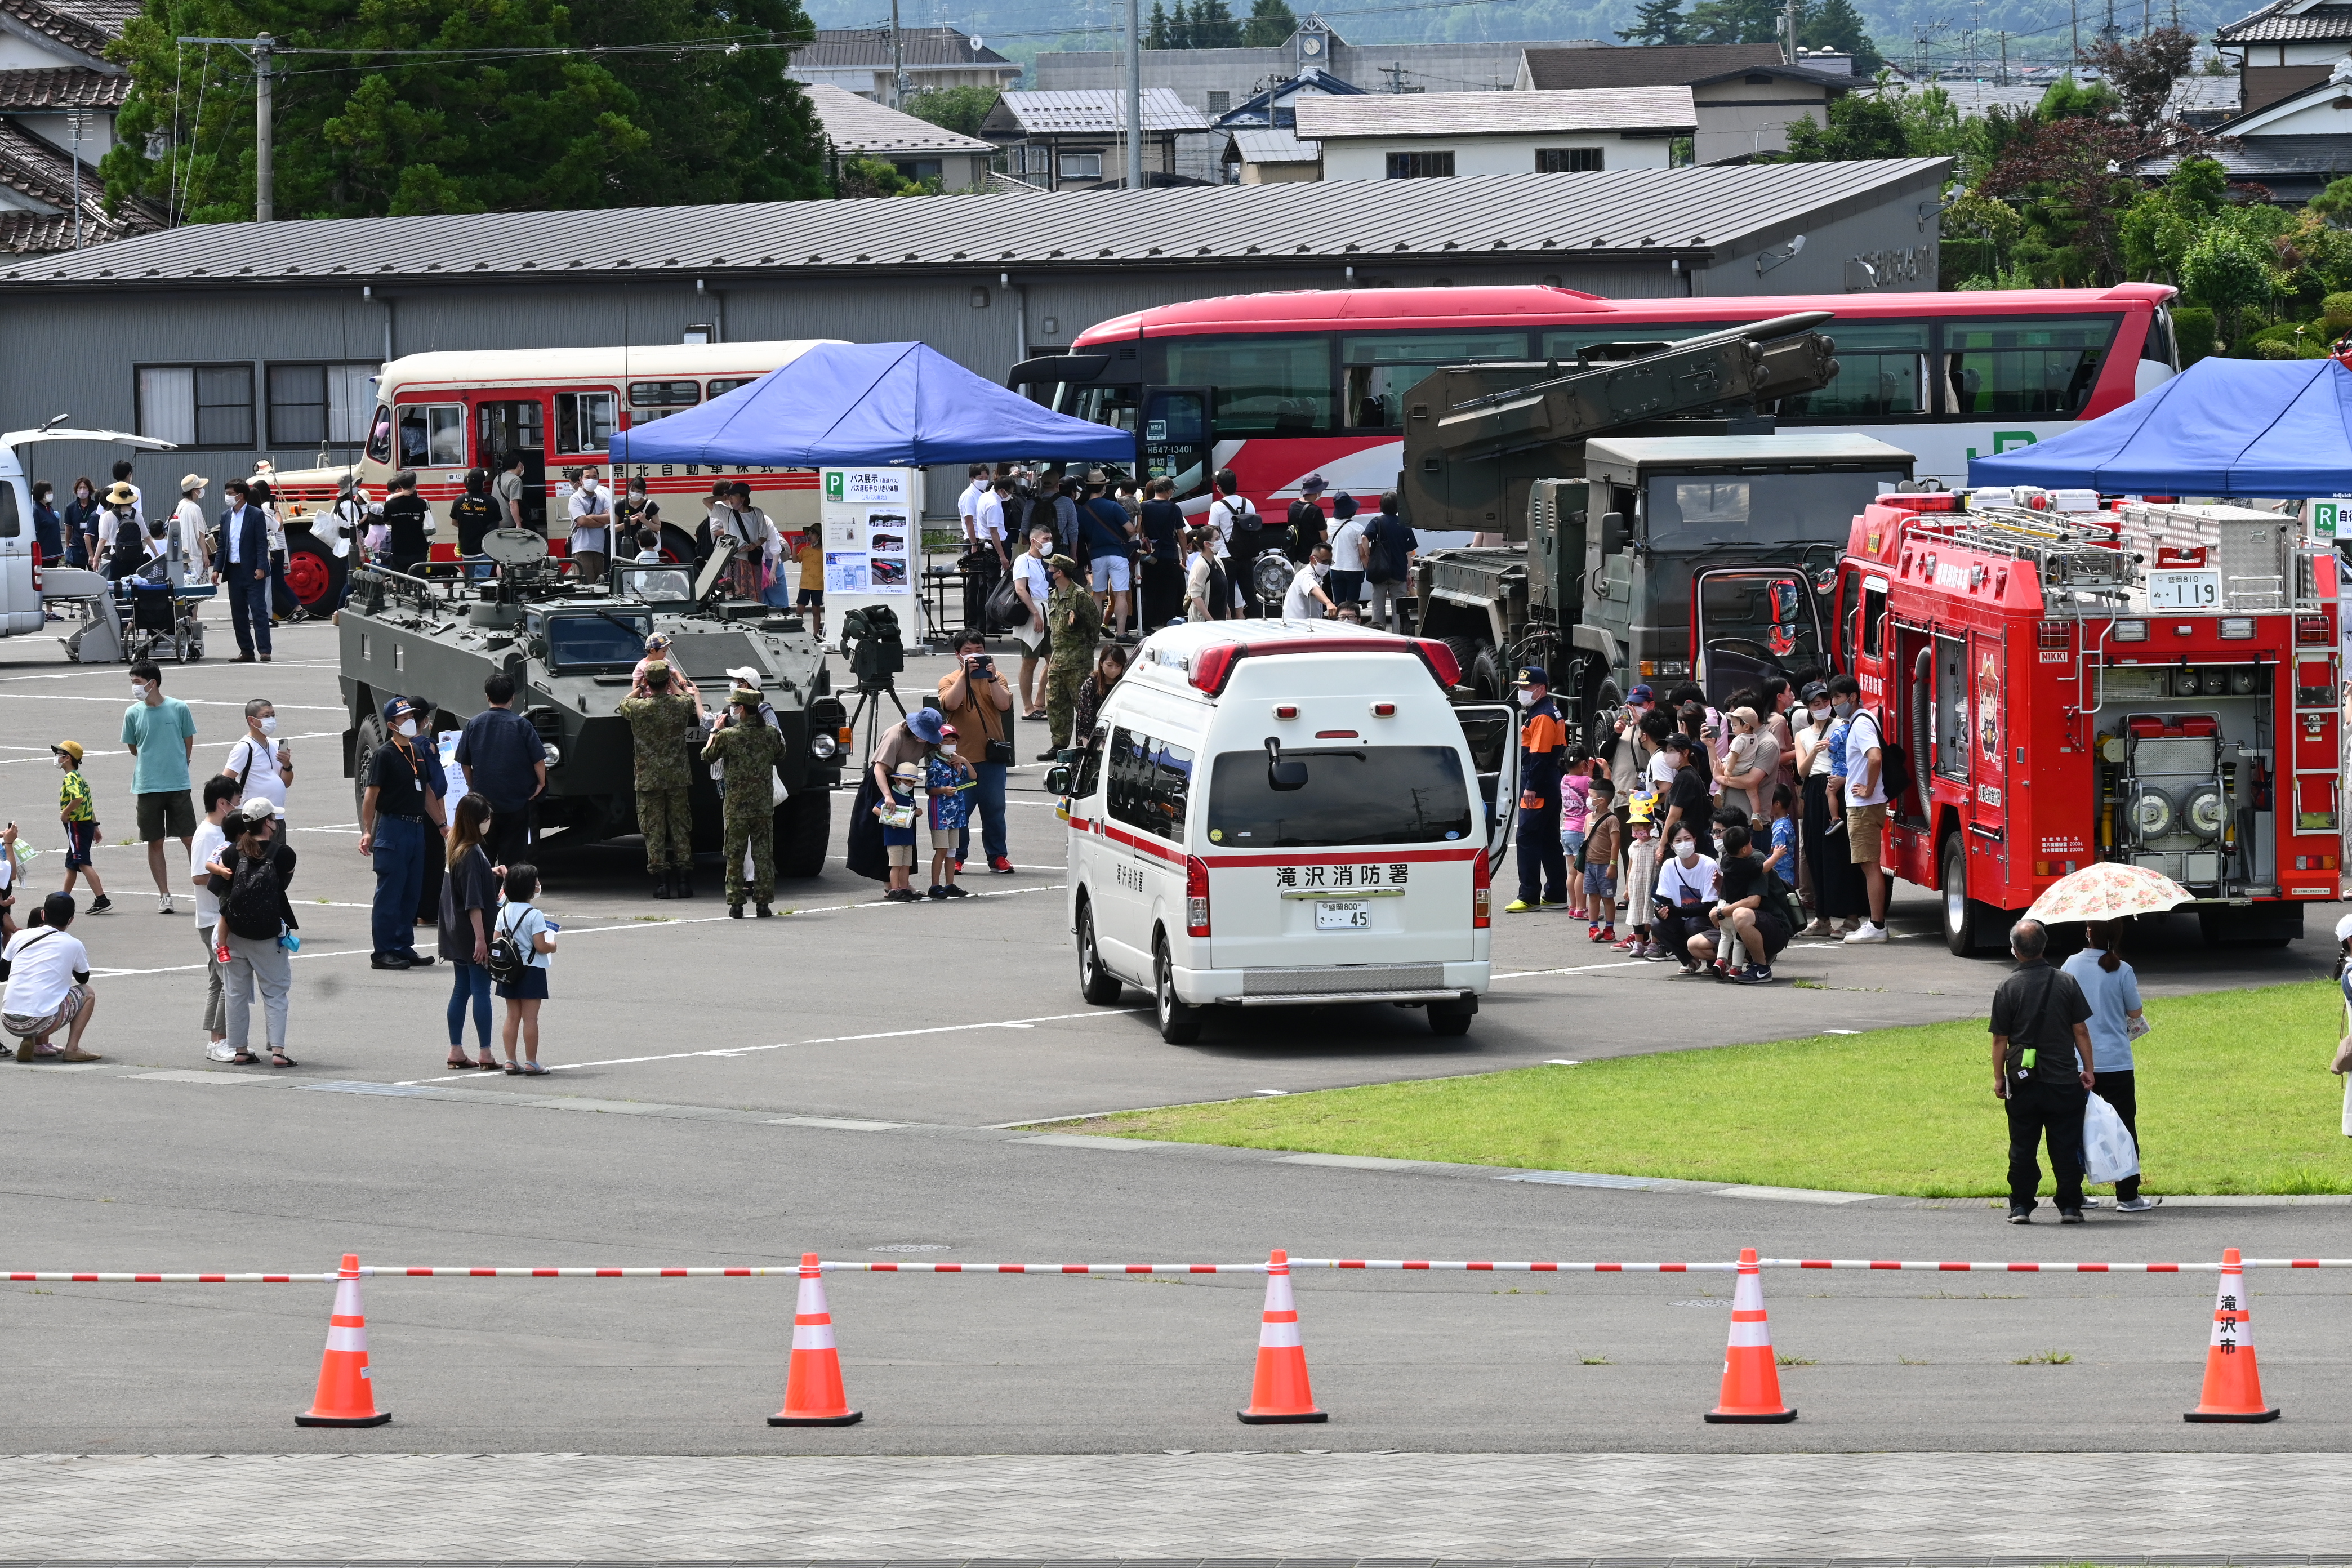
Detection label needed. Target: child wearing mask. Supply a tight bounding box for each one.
[1580,778,1619,942]
[1558,746,1594,915]
[1614,785,1660,956]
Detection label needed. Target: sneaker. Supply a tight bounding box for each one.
[1736,964,1775,985]
[157,893,175,915]
[2059,1208,2086,1224]
[87,896,112,914]
[883,888,920,903]
[989,856,1015,874]
[1641,942,1674,961]
[2079,1195,2102,1208]
[2114,1196,2163,1213]
[2006,1206,2033,1224]
[1587,921,1601,939]
[1610,933,1639,952]
[1503,898,1535,914]
[1538,898,1570,908]
[1842,921,1889,945]
[205,1041,237,1062]
[926,885,948,900]
[941,884,971,898]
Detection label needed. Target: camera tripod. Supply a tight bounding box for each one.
[847,674,906,770]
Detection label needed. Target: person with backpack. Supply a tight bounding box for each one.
[1285,474,1329,564]
[222,698,292,825]
[491,862,558,1075]
[1362,491,1418,632]
[1208,470,1264,614]
[438,792,502,1071]
[205,800,297,1068]
[449,468,501,578]
[1827,672,1892,944]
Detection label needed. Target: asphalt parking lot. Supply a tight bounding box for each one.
[1,608,2346,1458]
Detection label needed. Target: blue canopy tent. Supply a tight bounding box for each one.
[609,340,1134,467]
[1967,357,2352,497]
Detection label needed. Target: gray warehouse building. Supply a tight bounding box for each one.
[0,159,1947,490]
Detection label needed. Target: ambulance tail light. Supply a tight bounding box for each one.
[1184,855,1211,937]
[2296,613,2331,645]
[2112,619,2149,642]
[1472,849,1492,929]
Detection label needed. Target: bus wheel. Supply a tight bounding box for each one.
[284,534,344,612]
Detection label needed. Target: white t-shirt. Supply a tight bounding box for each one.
[1209,495,1255,541]
[262,503,287,553]
[326,497,363,559]
[1843,711,1887,806]
[960,479,987,532]
[1014,550,1052,606]
[1655,852,1720,908]
[225,734,288,816]
[2,926,88,1017]
[568,486,611,554]
[1281,564,1329,621]
[1331,518,1367,572]
[1798,719,1836,778]
[1647,750,1678,791]
[973,489,1007,543]
[497,899,552,969]
[190,819,228,926]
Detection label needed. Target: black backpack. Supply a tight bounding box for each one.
[487,903,529,984]
[224,854,285,941]
[1205,556,1231,620]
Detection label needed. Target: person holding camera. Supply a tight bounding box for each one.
[937,631,1015,874]
[702,684,789,917]
[616,660,701,900]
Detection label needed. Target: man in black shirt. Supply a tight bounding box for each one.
[1656,733,1715,857]
[1285,474,1328,563]
[380,470,433,578]
[1989,917,2096,1224]
[357,697,438,971]
[1136,476,1185,632]
[454,670,546,870]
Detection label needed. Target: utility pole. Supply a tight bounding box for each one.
[1783,0,1798,63]
[180,30,275,221]
[1998,29,2008,84]
[2070,0,2079,68]
[1125,0,1142,189]
[887,2,906,105]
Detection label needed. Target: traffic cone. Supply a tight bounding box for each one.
[1238,1248,1327,1424]
[769,1253,862,1426]
[294,1254,390,1427]
[2185,1247,2279,1423]
[1705,1247,1796,1424]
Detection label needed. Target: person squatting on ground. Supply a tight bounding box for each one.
[1041,554,1101,759]
[1686,822,1795,985]
[1505,666,1569,914]
[206,800,297,1068]
[1,892,100,1062]
[2063,920,2158,1212]
[702,682,787,917]
[617,659,702,899]
[1991,917,2097,1224]
[1649,825,1718,972]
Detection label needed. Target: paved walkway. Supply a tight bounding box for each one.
[7,1451,2350,1560]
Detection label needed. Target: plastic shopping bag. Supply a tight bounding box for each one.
[2081,1090,2140,1184]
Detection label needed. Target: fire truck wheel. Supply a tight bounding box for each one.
[1940,834,2001,957]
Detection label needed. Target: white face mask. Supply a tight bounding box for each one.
[1312,562,1329,578]
[259,715,277,735]
[129,681,149,701]
[395,719,418,738]
[1674,839,1698,861]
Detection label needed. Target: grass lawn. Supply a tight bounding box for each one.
[1092,981,2352,1197]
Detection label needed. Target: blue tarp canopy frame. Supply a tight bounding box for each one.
[608,340,1134,469]
[1967,357,2352,497]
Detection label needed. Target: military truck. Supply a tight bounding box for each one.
[1398,314,1912,731]
[337,533,847,871]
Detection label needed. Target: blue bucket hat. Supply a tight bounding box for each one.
[1331,492,1359,519]
[907,707,945,743]
[1300,474,1328,495]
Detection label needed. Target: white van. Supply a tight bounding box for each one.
[1052,621,1520,1043]
[0,425,176,644]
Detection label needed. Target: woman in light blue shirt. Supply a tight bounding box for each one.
[2061,920,2153,1211]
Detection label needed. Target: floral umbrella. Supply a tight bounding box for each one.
[2023,861,2195,925]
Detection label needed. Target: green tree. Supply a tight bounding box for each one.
[2180,224,2273,351]
[1240,0,1295,47]
[903,86,999,137]
[1187,0,1240,48]
[2035,74,2122,121]
[104,0,825,223]
[2311,173,2352,228]
[834,154,935,198]
[1687,0,1778,44]
[1618,0,1691,45]
[1797,0,1882,73]
[1145,0,1174,47]
[2075,25,2197,130]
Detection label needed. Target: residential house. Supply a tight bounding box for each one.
[787,26,1022,106]
[1291,87,1695,181]
[0,0,164,254]
[2216,0,2352,112]
[980,88,1215,190]
[2139,57,2352,201]
[1212,69,1362,183]
[805,84,995,190]
[1516,42,1851,164]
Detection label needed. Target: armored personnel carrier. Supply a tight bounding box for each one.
[337,532,847,872]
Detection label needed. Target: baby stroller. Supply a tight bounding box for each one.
[119,575,208,664]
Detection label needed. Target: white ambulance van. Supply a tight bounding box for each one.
[1051,621,1519,1043]
[0,424,176,642]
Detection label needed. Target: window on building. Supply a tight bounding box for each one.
[1106,725,1193,843]
[1206,90,1231,113]
[265,362,377,448]
[892,158,943,182]
[554,390,617,455]
[1535,147,1603,172]
[397,402,467,469]
[136,364,254,448]
[1943,316,2122,416]
[1385,150,1455,178]
[1058,150,1103,180]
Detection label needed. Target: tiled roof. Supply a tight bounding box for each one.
[0,117,163,253]
[1520,42,1783,90]
[0,0,133,61]
[2217,0,2352,40]
[1227,127,1320,164]
[0,66,125,109]
[2139,132,2352,175]
[788,26,1015,70]
[991,88,1213,134]
[0,158,1951,284]
[1294,86,1696,139]
[805,84,994,154]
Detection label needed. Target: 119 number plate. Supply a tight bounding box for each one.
[1316,900,1371,930]
[2148,570,2219,609]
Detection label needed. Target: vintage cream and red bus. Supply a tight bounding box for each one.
[1037,284,2179,544]
[263,340,839,608]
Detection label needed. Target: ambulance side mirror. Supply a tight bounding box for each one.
[1600,511,1629,554]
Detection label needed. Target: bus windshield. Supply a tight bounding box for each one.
[1206,746,1473,848]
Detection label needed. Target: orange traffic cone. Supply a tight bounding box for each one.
[769,1253,862,1427]
[2185,1247,2279,1423]
[1705,1247,1796,1424]
[295,1254,390,1427]
[1239,1248,1327,1424]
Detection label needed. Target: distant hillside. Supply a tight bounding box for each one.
[807,0,2255,78]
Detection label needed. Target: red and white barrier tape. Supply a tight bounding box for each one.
[1762,1258,2352,1272]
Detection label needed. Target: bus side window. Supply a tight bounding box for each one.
[556,391,618,455]
[366,404,394,465]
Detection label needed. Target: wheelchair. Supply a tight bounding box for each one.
[118,576,210,664]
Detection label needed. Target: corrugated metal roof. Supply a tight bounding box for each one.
[805,84,995,154]
[0,66,124,109]
[789,25,1014,69]
[995,88,1211,133]
[1228,127,1320,164]
[1295,86,1694,139]
[1521,43,1782,90]
[0,159,1949,287]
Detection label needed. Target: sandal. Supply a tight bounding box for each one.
[519,1063,549,1075]
[231,1052,260,1066]
[503,1062,522,1075]
[476,1057,500,1070]
[270,1051,296,1068]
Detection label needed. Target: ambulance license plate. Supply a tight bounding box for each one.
[1316,900,1372,930]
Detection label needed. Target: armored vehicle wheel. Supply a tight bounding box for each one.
[350,712,385,822]
[776,789,830,878]
[283,533,346,613]
[658,524,703,565]
[1469,644,1505,702]
[1442,635,1480,696]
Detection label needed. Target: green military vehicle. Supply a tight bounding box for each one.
[337,533,847,871]
[1400,314,1913,734]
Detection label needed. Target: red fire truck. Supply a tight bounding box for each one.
[1838,487,2341,956]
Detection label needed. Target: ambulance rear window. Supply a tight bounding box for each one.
[1205,746,1473,849]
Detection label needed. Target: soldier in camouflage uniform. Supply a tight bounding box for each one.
[615,660,702,899]
[701,684,787,917]
[1041,554,1101,759]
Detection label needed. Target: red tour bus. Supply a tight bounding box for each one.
[1040,283,2179,545]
